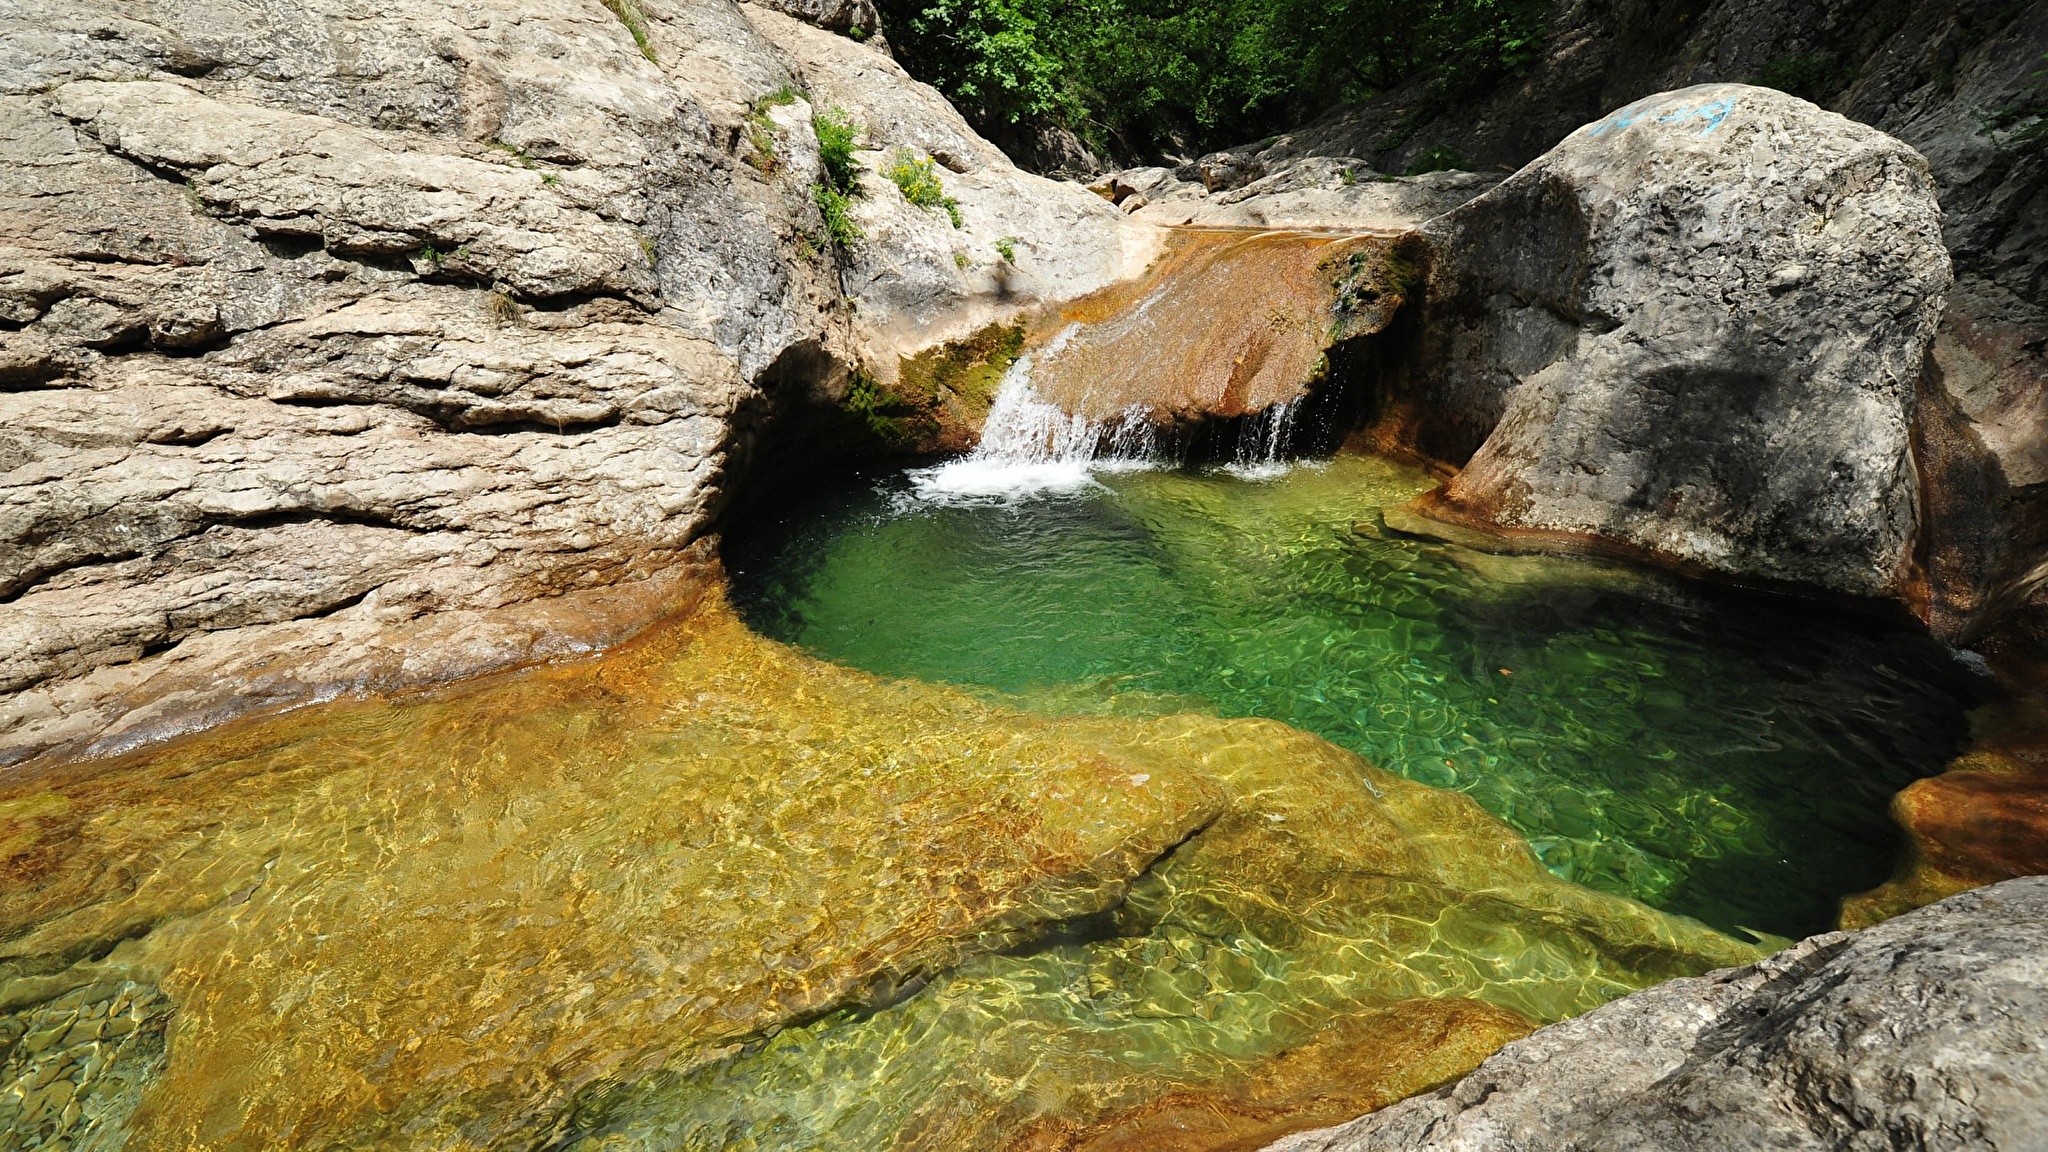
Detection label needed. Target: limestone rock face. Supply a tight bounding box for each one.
[1265,876,2048,1152]
[1093,161,1496,232]
[0,0,1145,768]
[749,5,1151,358]
[1394,84,1950,599]
[743,0,879,35]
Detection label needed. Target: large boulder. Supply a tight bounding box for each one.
[1384,83,1950,600]
[1194,0,2048,637]
[1266,875,2048,1152]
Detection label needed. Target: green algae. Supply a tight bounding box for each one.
[835,324,1027,454]
[730,453,1981,940]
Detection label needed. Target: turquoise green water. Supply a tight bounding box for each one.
[730,453,1979,940]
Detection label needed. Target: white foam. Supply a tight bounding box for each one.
[901,332,1166,506]
[1219,461,1295,481]
[905,458,1104,504]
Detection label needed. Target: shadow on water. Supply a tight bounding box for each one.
[728,451,1986,941]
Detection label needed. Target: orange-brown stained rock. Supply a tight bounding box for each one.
[1005,998,1532,1152]
[1030,230,1404,422]
[0,585,1755,1149]
[1842,736,2048,928]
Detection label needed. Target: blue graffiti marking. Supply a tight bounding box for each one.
[1582,96,1737,138]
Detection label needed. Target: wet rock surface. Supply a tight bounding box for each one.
[1265,876,2048,1152]
[1025,230,1408,425]
[1844,724,2048,928]
[1382,83,1950,600]
[0,0,1146,770]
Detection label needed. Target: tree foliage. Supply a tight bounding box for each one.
[876,0,1550,161]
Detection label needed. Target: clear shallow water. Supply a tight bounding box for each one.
[0,598,1758,1150]
[730,453,1982,940]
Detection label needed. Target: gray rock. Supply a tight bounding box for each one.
[1188,0,2046,640]
[746,5,1148,358]
[1392,84,1950,600]
[1091,159,1497,232]
[1197,149,1266,192]
[1265,875,2048,1152]
[0,0,1148,769]
[741,0,879,35]
[992,120,1103,179]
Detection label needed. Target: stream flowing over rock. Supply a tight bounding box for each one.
[0,0,1148,769]
[1378,83,1950,600]
[1263,875,2048,1152]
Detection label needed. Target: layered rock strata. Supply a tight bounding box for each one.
[0,0,1145,769]
[1265,876,2048,1152]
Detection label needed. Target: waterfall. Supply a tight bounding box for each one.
[906,319,1314,503]
[907,327,1163,503]
[1223,396,1302,479]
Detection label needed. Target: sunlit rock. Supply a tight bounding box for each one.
[1265,877,2048,1152]
[1380,84,1951,600]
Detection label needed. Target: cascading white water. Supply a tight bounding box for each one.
[1224,396,1303,480]
[907,322,1311,504]
[907,327,1162,503]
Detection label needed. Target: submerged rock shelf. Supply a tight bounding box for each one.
[0,585,1758,1149]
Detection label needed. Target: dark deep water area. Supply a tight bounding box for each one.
[730,452,1985,941]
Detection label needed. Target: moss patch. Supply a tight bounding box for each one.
[598,0,657,63]
[1322,237,1423,343]
[898,321,1025,417]
[831,323,1027,455]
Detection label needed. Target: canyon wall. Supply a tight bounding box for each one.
[0,0,1147,769]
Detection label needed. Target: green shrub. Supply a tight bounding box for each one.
[745,85,805,172]
[814,106,862,192]
[599,0,657,63]
[993,235,1018,264]
[883,149,963,227]
[812,182,862,248]
[874,0,1551,162]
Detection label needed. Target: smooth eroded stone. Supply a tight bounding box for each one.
[1263,877,2048,1152]
[1386,83,1950,600]
[1843,737,2048,928]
